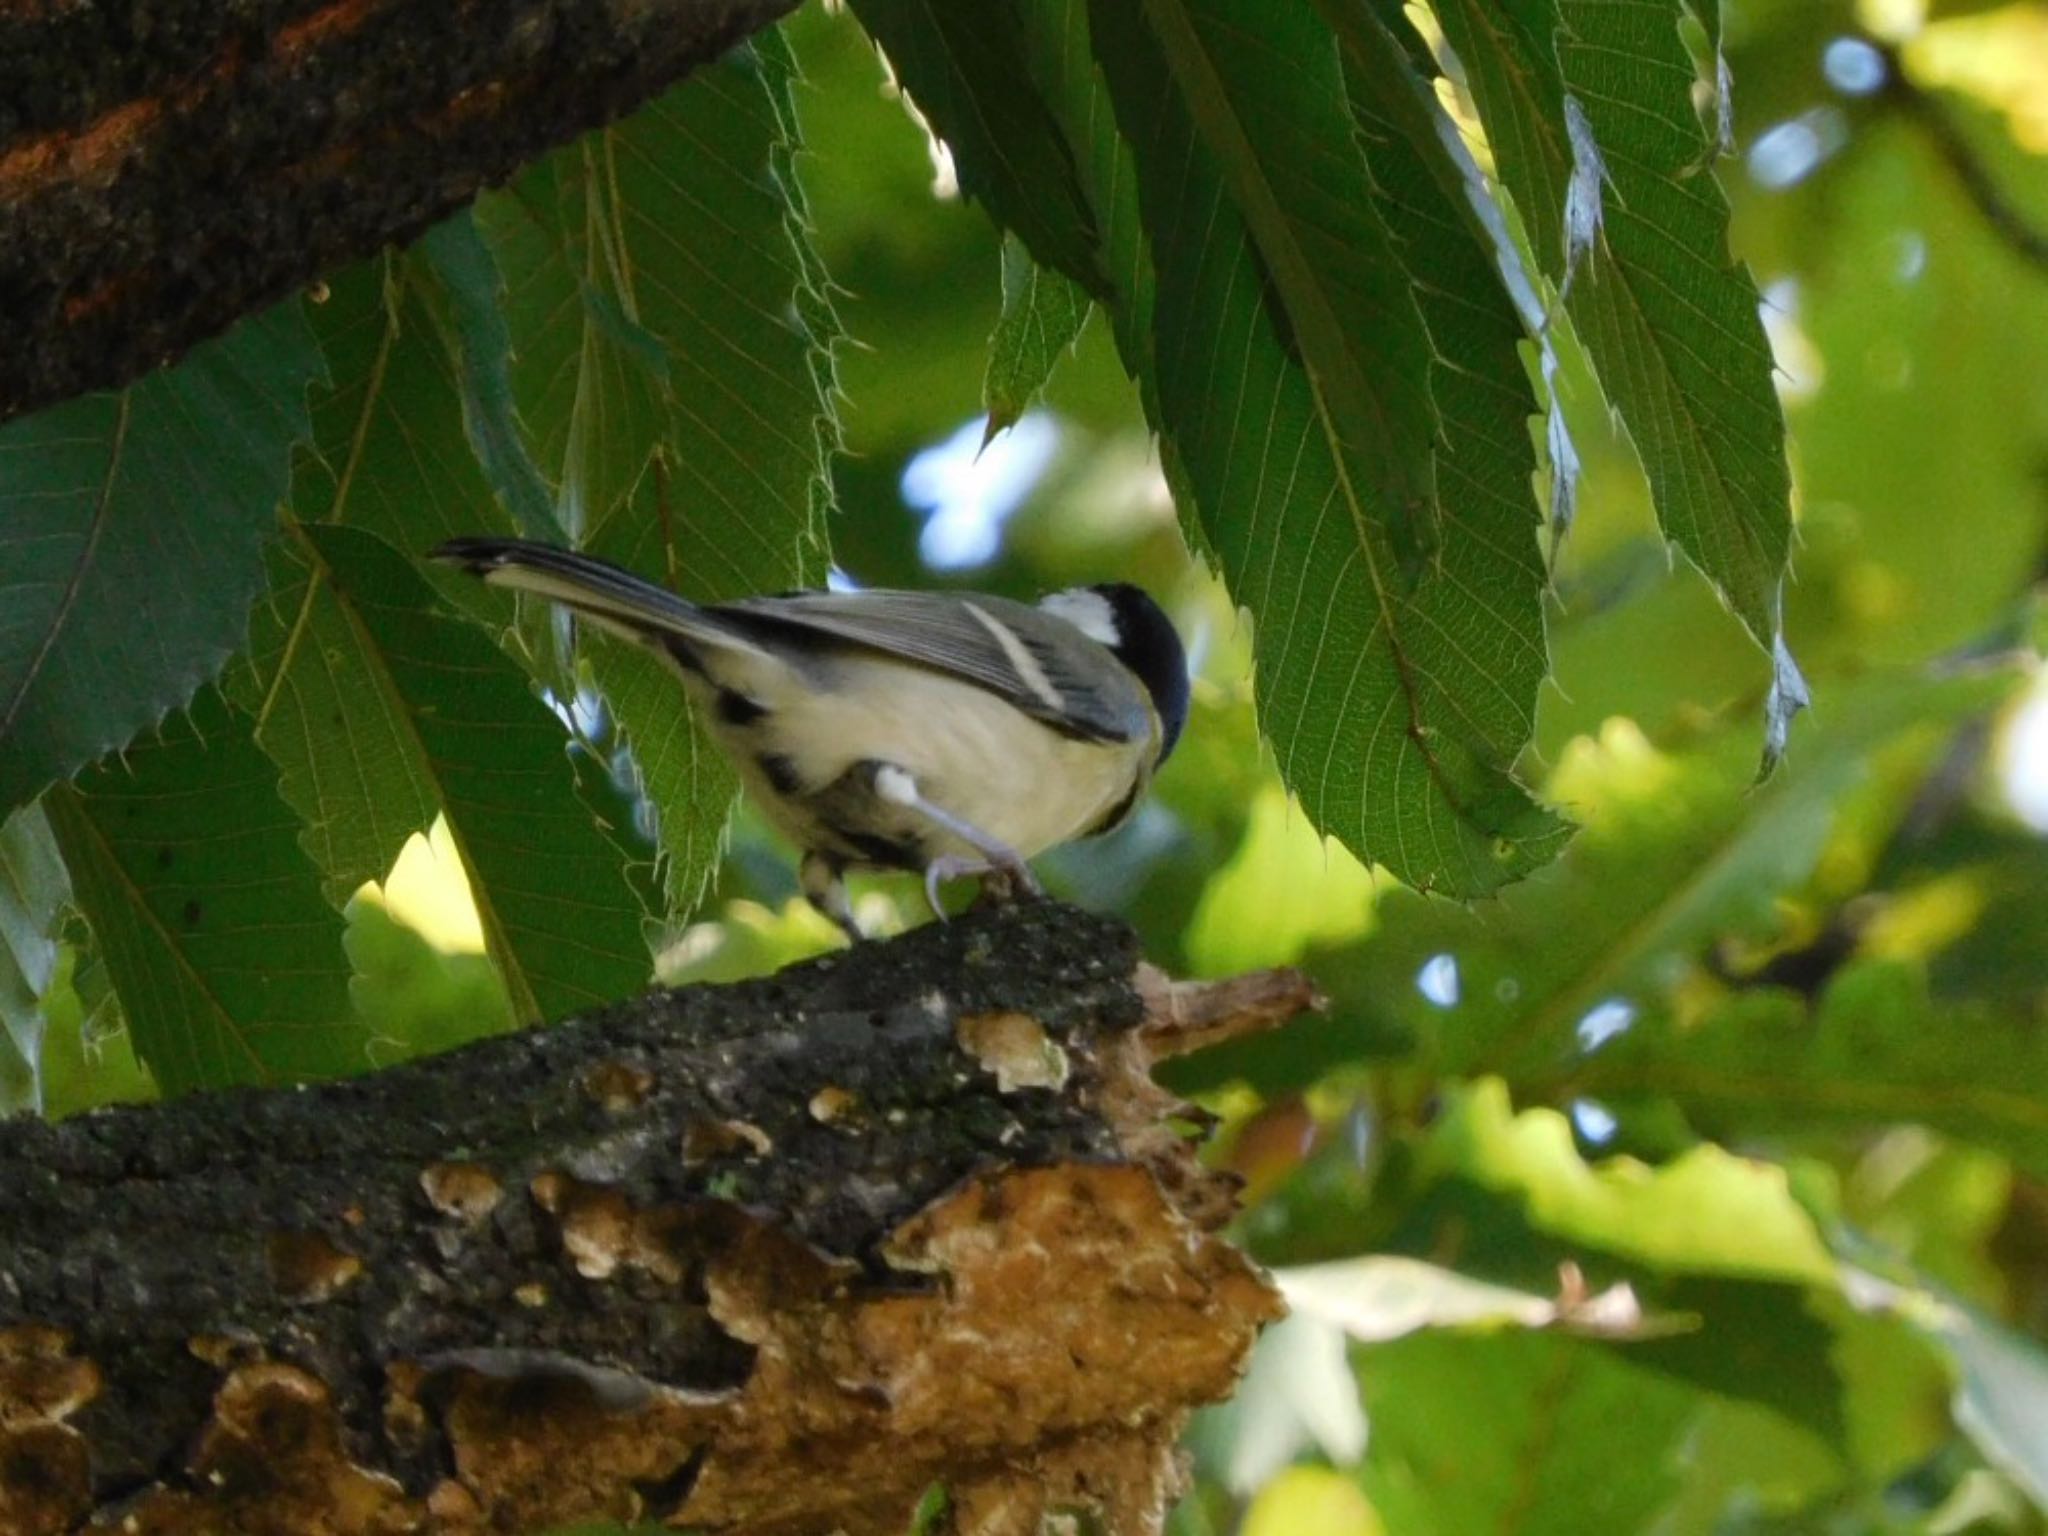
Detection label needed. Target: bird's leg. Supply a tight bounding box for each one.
[799,850,864,944]
[869,764,1042,905]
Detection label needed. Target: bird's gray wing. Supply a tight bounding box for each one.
[713,590,1151,744]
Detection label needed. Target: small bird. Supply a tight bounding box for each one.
[431,538,1189,941]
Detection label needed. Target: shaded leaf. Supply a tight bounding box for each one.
[0,302,322,819]
[43,689,361,1095]
[1430,0,1797,744]
[415,213,561,543]
[1012,0,1197,525]
[984,232,1092,438]
[1334,3,1554,802]
[241,536,442,906]
[1088,0,1566,895]
[479,38,835,922]
[238,244,523,902]
[1140,0,1441,540]
[290,248,522,580]
[846,0,1108,294]
[293,524,649,1024]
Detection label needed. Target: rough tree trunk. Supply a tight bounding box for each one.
[0,0,798,424]
[0,903,1310,1536]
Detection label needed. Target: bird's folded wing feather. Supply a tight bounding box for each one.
[716,591,1150,745]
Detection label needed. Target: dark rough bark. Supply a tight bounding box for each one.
[0,903,1305,1536]
[0,0,798,424]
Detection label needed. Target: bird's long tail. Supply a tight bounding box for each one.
[431,537,746,654]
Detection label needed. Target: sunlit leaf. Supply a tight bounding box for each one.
[344,894,514,1067]
[1205,1312,1369,1495]
[984,233,1092,438]
[0,302,322,820]
[1185,782,1375,974]
[1423,1081,1837,1285]
[1241,1467,1384,1536]
[36,927,155,1117]
[1278,1254,1662,1343]
[43,688,361,1094]
[289,524,650,1024]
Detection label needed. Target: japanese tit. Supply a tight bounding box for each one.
[432,538,1189,941]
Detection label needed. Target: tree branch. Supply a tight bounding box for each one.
[0,903,1308,1535]
[0,0,799,424]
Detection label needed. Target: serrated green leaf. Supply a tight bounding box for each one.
[241,539,441,906]
[238,243,527,902]
[0,302,323,820]
[1358,1330,1697,1536]
[1088,0,1565,895]
[1335,5,1554,792]
[1140,0,1440,541]
[479,39,836,922]
[1430,0,1797,739]
[289,524,650,1024]
[43,688,361,1095]
[1574,959,2048,1181]
[0,803,64,1113]
[1012,0,1203,531]
[984,233,1092,438]
[846,0,1108,296]
[292,249,522,575]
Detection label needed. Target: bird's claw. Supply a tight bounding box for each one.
[922,854,1040,920]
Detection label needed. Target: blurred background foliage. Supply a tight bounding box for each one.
[3,0,2047,1529]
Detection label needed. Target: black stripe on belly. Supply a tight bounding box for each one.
[757,753,804,796]
[716,688,768,726]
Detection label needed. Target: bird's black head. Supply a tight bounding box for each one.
[1093,582,1190,764]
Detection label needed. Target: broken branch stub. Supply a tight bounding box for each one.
[0,903,1304,1535]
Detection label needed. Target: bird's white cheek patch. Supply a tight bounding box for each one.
[1038,588,1119,647]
